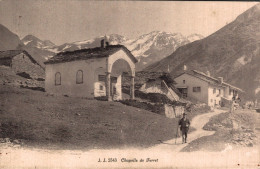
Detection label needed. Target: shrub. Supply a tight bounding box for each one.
[16,72,32,79]
[36,78,45,81]
[94,96,108,101]
[119,99,165,115]
[20,85,45,92]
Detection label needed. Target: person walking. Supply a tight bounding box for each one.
[230,97,235,113]
[178,112,190,144]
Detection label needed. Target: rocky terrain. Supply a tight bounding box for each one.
[0,66,44,91]
[182,109,259,152]
[145,3,260,101]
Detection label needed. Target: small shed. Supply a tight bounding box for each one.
[139,73,181,101]
[0,50,44,78]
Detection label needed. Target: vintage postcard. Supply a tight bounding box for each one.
[0,0,259,168]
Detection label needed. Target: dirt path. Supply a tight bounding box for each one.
[148,108,225,152]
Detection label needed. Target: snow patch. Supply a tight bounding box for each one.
[23,40,32,45]
[44,55,54,60]
[77,45,82,50]
[47,48,59,53]
[36,41,43,48]
[62,45,71,51]
[74,39,94,45]
[237,55,251,65]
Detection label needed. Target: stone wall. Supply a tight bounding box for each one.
[11,53,45,79]
[165,104,184,118]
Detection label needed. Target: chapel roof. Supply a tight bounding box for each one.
[44,45,138,64]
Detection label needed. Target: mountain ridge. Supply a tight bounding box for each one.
[20,31,204,70]
[0,24,22,51]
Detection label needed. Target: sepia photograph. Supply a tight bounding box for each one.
[0,0,259,168]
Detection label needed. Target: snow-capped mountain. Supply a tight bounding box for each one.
[52,34,128,53]
[21,32,204,70]
[22,35,56,49]
[123,31,194,70]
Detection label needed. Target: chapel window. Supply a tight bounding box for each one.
[55,72,61,86]
[76,70,83,84]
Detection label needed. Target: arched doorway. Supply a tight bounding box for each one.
[110,59,133,100]
[106,49,136,101]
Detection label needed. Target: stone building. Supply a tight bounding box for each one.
[139,73,181,101]
[44,42,137,100]
[0,50,44,79]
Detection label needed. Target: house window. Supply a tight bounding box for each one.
[55,72,61,86]
[213,88,216,94]
[100,85,103,90]
[76,70,83,84]
[98,75,106,82]
[183,80,185,84]
[193,87,201,92]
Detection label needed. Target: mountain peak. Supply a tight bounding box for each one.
[22,34,41,42]
[0,24,22,51]
[22,34,55,48]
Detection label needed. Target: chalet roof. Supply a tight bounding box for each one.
[0,50,39,65]
[44,45,138,65]
[175,70,243,92]
[147,73,177,84]
[144,73,181,96]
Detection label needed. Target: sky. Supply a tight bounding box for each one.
[0,0,258,45]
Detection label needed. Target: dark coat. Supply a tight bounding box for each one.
[178,117,190,131]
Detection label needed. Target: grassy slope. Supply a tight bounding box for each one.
[181,109,259,152]
[0,85,181,150]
